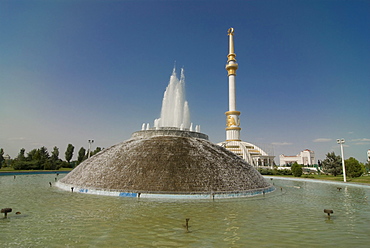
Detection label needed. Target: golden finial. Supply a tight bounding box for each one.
[226,27,238,74]
[228,28,234,36]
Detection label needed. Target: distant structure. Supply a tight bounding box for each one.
[367,149,370,162]
[218,28,275,167]
[279,149,315,166]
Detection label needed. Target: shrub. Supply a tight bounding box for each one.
[345,157,364,178]
[258,168,292,176]
[291,163,303,177]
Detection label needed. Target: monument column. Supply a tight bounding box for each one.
[225,28,241,141]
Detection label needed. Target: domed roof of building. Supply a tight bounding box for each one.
[59,130,272,196]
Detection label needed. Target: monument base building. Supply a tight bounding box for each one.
[218,140,275,167]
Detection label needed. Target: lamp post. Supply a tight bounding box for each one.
[337,138,346,182]
[88,139,94,158]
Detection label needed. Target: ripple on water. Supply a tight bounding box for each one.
[1,175,370,247]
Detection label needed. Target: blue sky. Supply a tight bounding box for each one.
[1,0,369,163]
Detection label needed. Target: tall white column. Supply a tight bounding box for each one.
[225,28,241,141]
[228,75,236,111]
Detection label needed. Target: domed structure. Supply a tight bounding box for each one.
[57,130,273,199]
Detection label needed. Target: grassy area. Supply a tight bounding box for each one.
[58,167,74,171]
[270,174,370,184]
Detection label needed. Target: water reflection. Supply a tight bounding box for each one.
[1,174,370,247]
[223,213,240,245]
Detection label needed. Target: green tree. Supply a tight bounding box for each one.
[65,144,74,163]
[14,148,36,170]
[91,147,102,156]
[345,157,364,178]
[13,148,27,170]
[43,159,53,170]
[17,148,26,161]
[39,146,49,164]
[25,148,45,170]
[27,149,38,161]
[51,146,59,161]
[291,162,303,177]
[50,146,62,170]
[322,152,342,176]
[77,147,86,164]
[0,148,4,168]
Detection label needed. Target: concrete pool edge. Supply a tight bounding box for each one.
[0,171,70,176]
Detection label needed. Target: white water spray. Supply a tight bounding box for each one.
[154,68,191,129]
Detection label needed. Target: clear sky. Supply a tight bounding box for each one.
[1,0,369,163]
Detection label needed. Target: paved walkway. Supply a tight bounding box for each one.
[264,175,370,188]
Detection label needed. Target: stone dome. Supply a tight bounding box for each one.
[58,130,272,197]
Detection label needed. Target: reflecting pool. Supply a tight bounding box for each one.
[1,174,370,247]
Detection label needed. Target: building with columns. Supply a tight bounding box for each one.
[217,28,275,167]
[279,149,315,166]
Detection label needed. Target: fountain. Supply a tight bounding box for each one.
[56,67,273,198]
[154,67,191,130]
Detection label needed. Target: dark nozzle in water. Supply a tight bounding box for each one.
[1,208,12,218]
[324,209,333,217]
[183,218,190,232]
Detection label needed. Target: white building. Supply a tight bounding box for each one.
[219,140,274,167]
[217,28,275,167]
[279,149,315,166]
[367,149,370,162]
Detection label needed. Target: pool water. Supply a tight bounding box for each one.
[1,174,370,247]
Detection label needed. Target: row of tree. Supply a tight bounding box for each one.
[1,147,369,176]
[321,152,367,178]
[0,145,102,170]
